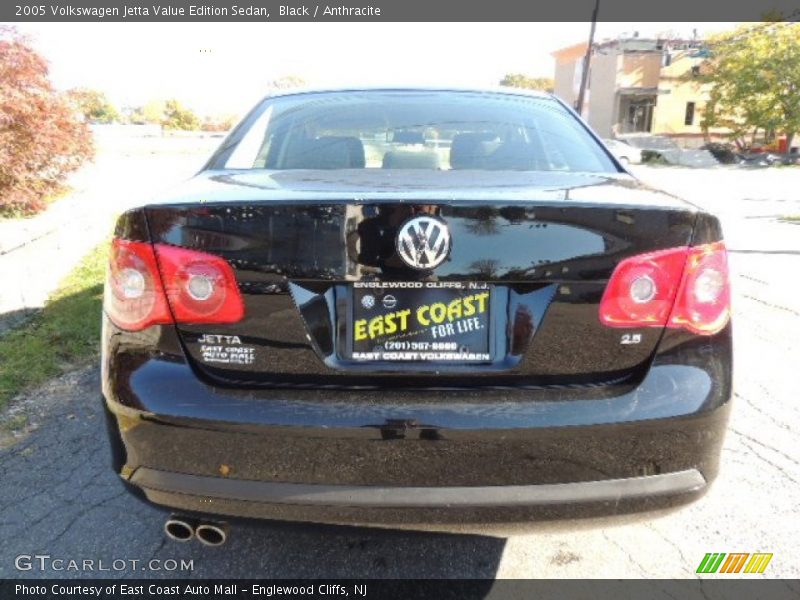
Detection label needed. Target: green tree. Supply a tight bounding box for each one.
[161,99,200,131]
[699,22,800,150]
[68,88,119,124]
[499,74,554,93]
[128,99,167,125]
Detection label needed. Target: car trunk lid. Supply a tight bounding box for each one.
[143,170,697,388]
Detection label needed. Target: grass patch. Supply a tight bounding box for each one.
[0,413,28,432]
[782,215,800,222]
[0,241,108,410]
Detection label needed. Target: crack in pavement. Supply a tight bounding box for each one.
[644,522,694,576]
[734,388,795,434]
[729,427,800,469]
[46,489,129,547]
[600,531,654,578]
[730,438,799,485]
[741,294,800,316]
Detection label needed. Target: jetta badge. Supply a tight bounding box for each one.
[396,216,451,270]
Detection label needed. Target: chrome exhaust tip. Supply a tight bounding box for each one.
[195,522,229,547]
[164,516,196,542]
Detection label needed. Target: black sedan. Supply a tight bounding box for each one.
[101,88,731,545]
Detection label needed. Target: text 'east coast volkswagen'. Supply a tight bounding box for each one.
[101,88,731,540]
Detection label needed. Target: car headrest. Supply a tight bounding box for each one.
[283,136,366,169]
[392,130,425,145]
[450,132,502,169]
[450,132,538,170]
[382,150,441,169]
[486,140,539,170]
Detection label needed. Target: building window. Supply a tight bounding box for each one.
[685,102,696,126]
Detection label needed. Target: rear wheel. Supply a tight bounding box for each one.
[619,156,630,166]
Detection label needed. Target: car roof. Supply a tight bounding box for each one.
[259,85,555,103]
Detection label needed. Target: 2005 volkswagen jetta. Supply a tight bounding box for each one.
[101,88,731,543]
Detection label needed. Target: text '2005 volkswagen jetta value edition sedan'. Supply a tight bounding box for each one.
[101,88,731,543]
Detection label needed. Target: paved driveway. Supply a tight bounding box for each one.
[1,163,798,579]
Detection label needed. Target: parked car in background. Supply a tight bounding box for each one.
[602,138,643,165]
[620,134,720,167]
[101,88,732,543]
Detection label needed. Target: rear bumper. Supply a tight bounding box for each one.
[102,322,732,526]
[127,466,707,526]
[133,467,705,508]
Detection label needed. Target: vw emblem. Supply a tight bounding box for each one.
[361,294,376,309]
[396,216,451,270]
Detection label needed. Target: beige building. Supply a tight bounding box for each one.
[553,37,723,145]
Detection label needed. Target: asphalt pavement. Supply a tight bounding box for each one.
[0,161,799,579]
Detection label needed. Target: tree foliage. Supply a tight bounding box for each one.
[201,114,236,132]
[699,22,800,149]
[161,99,200,131]
[68,87,119,124]
[127,100,166,125]
[0,27,93,215]
[127,99,203,131]
[499,74,554,93]
[267,75,306,91]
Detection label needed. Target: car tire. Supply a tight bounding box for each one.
[619,156,629,166]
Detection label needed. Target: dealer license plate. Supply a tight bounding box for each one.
[348,282,491,362]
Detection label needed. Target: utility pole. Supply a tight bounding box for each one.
[575,0,600,117]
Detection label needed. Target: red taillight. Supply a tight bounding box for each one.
[599,242,730,335]
[599,246,689,328]
[669,241,730,335]
[153,244,244,324]
[105,239,172,331]
[105,239,244,331]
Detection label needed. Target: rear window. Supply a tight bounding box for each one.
[216,90,617,173]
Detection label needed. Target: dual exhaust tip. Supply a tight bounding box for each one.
[164,516,228,546]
